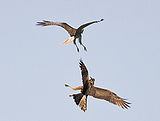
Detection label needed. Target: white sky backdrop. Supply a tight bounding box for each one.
[0,0,160,121]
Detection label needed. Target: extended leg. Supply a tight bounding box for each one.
[65,84,83,91]
[73,39,79,52]
[79,36,87,51]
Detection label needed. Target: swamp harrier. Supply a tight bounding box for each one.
[37,19,104,52]
[65,60,131,112]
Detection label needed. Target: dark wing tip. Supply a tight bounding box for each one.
[95,19,104,23]
[36,22,42,26]
[79,60,86,71]
[79,59,84,65]
[36,21,45,26]
[36,20,51,26]
[122,100,131,109]
[100,19,104,21]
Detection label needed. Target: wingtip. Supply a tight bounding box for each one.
[122,98,131,103]
[36,22,41,26]
[96,19,104,23]
[79,59,84,65]
[123,100,131,109]
[36,20,51,26]
[79,59,84,69]
[80,58,83,62]
[36,21,45,26]
[100,19,104,21]
[124,101,131,105]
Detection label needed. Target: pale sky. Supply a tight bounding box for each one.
[0,0,160,121]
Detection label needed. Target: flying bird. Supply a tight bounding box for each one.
[65,60,131,112]
[36,19,104,52]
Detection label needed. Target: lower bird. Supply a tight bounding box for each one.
[37,19,104,52]
[65,60,131,112]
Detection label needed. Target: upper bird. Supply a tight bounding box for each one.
[36,19,104,52]
[65,60,131,112]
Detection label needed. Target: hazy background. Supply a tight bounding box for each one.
[0,0,160,121]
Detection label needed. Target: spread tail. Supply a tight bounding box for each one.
[72,93,87,112]
[61,36,75,44]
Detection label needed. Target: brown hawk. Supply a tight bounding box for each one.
[65,60,131,112]
[36,19,104,52]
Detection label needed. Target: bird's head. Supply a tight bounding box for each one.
[89,77,95,86]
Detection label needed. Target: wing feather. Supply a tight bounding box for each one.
[88,86,131,109]
[36,20,76,36]
[77,19,104,32]
[79,60,89,86]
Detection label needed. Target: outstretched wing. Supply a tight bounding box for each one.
[79,60,89,86]
[88,86,131,109]
[36,20,76,36]
[77,19,104,32]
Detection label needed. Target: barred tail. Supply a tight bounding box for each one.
[72,93,87,112]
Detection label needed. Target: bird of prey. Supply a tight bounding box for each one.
[65,60,131,112]
[36,19,104,52]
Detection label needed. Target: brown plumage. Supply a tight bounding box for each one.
[65,60,131,112]
[37,19,104,52]
[88,86,130,109]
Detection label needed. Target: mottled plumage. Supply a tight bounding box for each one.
[65,60,131,112]
[37,19,104,52]
[88,86,130,109]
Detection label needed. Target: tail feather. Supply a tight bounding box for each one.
[72,93,87,112]
[73,93,83,105]
[61,36,75,44]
